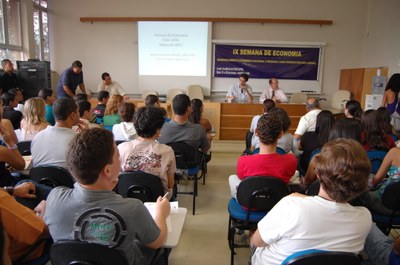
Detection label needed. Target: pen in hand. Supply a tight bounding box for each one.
[162,192,169,200]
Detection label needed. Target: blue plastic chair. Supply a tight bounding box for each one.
[367,150,387,174]
[371,181,400,235]
[228,176,288,265]
[281,249,361,265]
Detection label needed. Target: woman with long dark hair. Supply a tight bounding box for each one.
[361,109,395,151]
[189,98,212,133]
[299,110,335,171]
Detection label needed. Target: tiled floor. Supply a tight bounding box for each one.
[169,142,250,265]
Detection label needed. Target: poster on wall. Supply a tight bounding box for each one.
[214,44,320,80]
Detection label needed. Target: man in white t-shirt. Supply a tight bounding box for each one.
[97,72,129,100]
[293,97,321,140]
[250,139,372,265]
[259,78,288,103]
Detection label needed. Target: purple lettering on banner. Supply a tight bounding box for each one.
[214,44,320,80]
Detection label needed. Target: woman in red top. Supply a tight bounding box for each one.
[361,109,395,151]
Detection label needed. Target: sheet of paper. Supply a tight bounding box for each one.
[144,201,178,232]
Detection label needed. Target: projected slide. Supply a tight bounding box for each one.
[138,21,208,76]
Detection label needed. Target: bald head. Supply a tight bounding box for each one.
[306,97,319,111]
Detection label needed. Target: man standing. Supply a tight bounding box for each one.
[57,60,86,98]
[259,78,288,103]
[42,128,170,265]
[226,73,253,103]
[0,59,18,95]
[31,98,82,168]
[293,97,321,140]
[158,94,211,152]
[97,72,128,100]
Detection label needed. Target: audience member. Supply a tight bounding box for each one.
[259,78,288,103]
[361,109,395,151]
[38,88,56,126]
[9,88,24,114]
[93,90,109,122]
[302,118,362,188]
[158,94,211,152]
[229,112,297,199]
[56,60,86,98]
[73,100,100,132]
[298,110,334,172]
[0,182,50,264]
[73,93,88,102]
[345,100,363,120]
[144,94,171,122]
[377,107,396,136]
[112,102,137,141]
[359,147,400,215]
[31,98,81,168]
[0,109,24,186]
[144,94,161,107]
[2,92,22,130]
[0,99,18,144]
[269,108,295,154]
[42,128,170,265]
[363,223,400,265]
[119,107,176,199]
[381,73,400,115]
[226,73,253,103]
[0,59,17,94]
[20,98,49,141]
[103,94,123,128]
[189,98,212,133]
[250,99,275,151]
[251,139,372,265]
[98,72,128,100]
[293,97,321,140]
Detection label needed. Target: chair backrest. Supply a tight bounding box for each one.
[289,93,308,104]
[29,165,74,188]
[245,131,253,150]
[276,147,286,154]
[116,171,164,202]
[381,181,400,212]
[166,89,184,102]
[50,240,129,265]
[306,180,320,196]
[186,85,204,101]
[367,150,387,174]
[167,142,200,169]
[331,90,351,110]
[281,249,361,265]
[17,140,32,155]
[141,90,159,100]
[236,177,288,214]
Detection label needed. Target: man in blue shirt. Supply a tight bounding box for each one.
[57,60,86,98]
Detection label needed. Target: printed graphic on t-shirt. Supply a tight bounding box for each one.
[124,151,162,176]
[73,207,127,247]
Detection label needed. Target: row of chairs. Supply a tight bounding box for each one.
[142,85,204,102]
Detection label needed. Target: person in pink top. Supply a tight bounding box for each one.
[229,111,297,199]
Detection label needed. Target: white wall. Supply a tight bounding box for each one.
[49,0,393,103]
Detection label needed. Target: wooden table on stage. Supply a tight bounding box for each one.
[89,99,306,141]
[218,103,307,140]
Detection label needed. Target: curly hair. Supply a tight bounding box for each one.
[134,106,165,138]
[104,94,123,115]
[256,112,282,145]
[269,108,291,133]
[315,138,370,202]
[67,128,115,185]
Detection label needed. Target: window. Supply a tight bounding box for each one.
[33,0,49,61]
[0,0,23,63]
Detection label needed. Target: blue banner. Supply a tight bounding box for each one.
[214,44,320,80]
